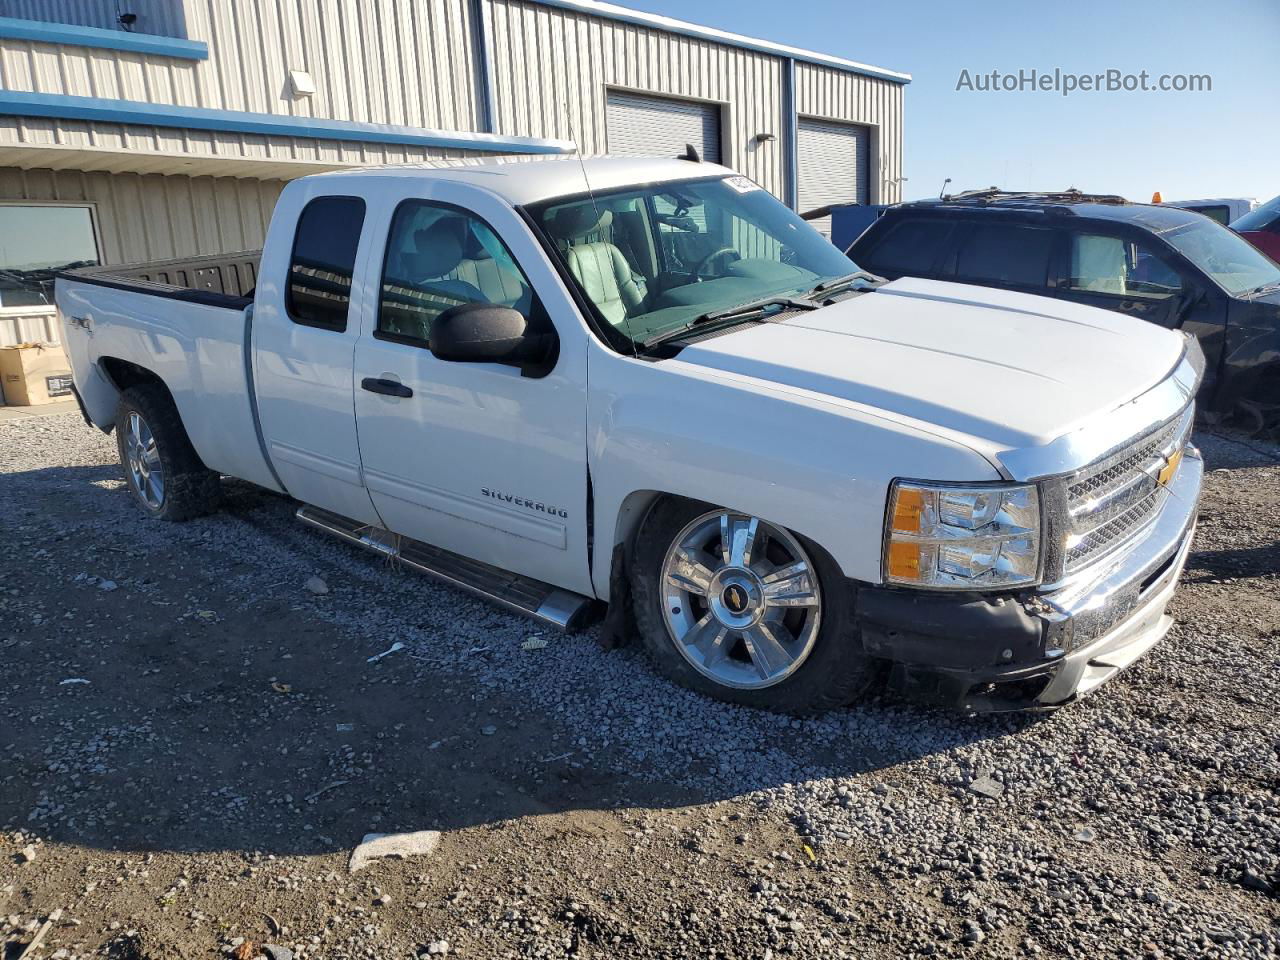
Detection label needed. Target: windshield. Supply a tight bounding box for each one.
[1159,216,1280,296]
[1231,195,1280,233]
[525,175,860,348]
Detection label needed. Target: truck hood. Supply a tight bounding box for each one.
[673,276,1186,450]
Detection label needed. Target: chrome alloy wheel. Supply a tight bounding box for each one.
[660,511,822,690]
[124,411,165,510]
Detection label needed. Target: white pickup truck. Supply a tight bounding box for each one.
[56,155,1203,713]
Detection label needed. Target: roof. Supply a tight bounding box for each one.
[316,154,739,206]
[895,191,1210,231]
[530,0,911,84]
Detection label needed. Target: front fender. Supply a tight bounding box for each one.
[587,351,999,599]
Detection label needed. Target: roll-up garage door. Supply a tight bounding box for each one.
[605,91,722,164]
[797,118,870,238]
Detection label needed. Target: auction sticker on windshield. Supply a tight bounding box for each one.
[724,176,761,193]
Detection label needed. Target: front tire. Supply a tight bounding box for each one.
[114,385,220,521]
[630,497,881,714]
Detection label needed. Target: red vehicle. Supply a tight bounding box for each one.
[1232,195,1280,262]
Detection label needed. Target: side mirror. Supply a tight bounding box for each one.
[429,303,551,369]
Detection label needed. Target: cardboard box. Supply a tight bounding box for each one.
[0,342,74,406]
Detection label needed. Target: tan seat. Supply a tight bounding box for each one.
[448,250,529,310]
[552,207,646,325]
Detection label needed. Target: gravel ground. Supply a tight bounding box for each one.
[1,413,1277,960]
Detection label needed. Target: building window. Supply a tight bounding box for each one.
[286,196,366,332]
[0,203,100,310]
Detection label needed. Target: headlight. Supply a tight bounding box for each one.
[883,480,1041,590]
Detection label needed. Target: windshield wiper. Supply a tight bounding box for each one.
[641,294,819,350]
[805,270,885,299]
[1245,280,1280,297]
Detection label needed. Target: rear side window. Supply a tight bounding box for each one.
[953,223,1054,288]
[859,218,953,275]
[286,196,366,331]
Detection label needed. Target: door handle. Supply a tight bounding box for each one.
[361,377,413,398]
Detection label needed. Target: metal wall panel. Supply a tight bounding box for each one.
[0,164,284,347]
[796,117,869,237]
[0,113,492,178]
[605,90,721,162]
[0,0,483,131]
[0,0,187,38]
[794,61,904,204]
[0,308,59,347]
[486,0,786,198]
[0,165,283,267]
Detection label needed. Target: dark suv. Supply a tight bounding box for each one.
[848,190,1280,418]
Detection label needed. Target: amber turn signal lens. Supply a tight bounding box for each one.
[1157,448,1183,488]
[891,487,926,534]
[887,541,922,580]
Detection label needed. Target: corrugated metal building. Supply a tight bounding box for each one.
[0,0,908,360]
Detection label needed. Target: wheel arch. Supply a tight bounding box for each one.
[598,488,838,603]
[95,357,178,431]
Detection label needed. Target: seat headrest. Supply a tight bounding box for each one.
[409,218,467,277]
[550,206,613,240]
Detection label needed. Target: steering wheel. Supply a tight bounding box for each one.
[692,246,740,280]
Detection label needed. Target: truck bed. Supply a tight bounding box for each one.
[73,249,261,303]
[55,257,282,494]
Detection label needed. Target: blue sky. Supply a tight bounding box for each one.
[622,0,1280,204]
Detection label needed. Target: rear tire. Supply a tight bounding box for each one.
[114,385,221,522]
[630,497,881,714]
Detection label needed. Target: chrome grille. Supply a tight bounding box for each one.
[1061,404,1193,574]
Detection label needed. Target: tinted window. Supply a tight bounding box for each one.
[0,203,100,308]
[286,197,365,331]
[954,223,1054,288]
[860,218,952,275]
[378,201,535,346]
[1066,234,1183,299]
[1188,205,1231,225]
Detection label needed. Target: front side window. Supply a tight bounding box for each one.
[0,203,99,309]
[378,201,536,346]
[1066,233,1183,299]
[286,196,365,331]
[525,176,857,348]
[953,223,1054,288]
[1158,217,1280,297]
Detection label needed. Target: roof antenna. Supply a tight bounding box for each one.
[938,177,951,199]
[679,143,702,164]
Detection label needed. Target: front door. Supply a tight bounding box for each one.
[351,192,593,596]
[1055,229,1189,328]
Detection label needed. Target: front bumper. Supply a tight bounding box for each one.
[860,446,1203,712]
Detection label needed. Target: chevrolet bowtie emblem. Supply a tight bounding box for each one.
[1156,448,1183,488]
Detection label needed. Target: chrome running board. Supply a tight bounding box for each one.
[296,505,597,632]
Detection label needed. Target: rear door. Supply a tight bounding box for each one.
[945,219,1057,296]
[350,183,594,596]
[253,185,381,524]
